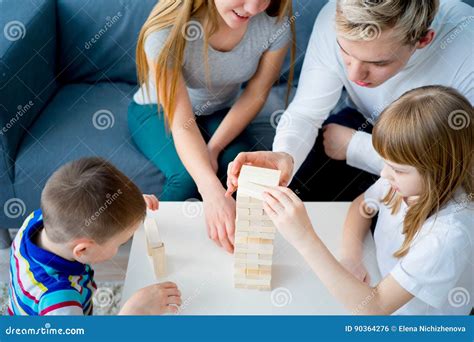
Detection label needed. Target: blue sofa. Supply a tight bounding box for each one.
[0,0,328,246]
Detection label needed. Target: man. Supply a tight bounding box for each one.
[226,0,473,202]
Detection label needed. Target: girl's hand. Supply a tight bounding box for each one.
[262,186,315,250]
[143,194,159,211]
[339,257,371,285]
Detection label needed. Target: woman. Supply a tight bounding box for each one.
[129,0,295,252]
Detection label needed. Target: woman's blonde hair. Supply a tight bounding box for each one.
[373,85,473,258]
[136,0,296,127]
[335,0,439,44]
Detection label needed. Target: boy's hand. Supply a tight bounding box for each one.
[143,194,159,211]
[119,282,181,315]
[339,257,371,285]
[262,186,315,249]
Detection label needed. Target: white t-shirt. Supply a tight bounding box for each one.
[273,0,474,176]
[364,178,473,315]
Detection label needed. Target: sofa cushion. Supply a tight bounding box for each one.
[14,82,164,218]
[56,0,156,84]
[56,0,328,85]
[280,0,328,85]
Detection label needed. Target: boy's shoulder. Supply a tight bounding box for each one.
[10,210,96,315]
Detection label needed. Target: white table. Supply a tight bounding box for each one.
[121,202,381,315]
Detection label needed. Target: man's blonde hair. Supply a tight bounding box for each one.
[336,0,439,44]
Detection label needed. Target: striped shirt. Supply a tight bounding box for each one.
[8,210,96,315]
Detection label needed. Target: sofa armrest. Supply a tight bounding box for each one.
[0,0,57,227]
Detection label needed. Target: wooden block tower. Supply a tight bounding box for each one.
[144,215,166,278]
[233,165,281,290]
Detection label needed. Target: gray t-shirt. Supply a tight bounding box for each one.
[133,12,291,116]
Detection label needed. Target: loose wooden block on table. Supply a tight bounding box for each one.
[144,216,166,278]
[234,165,281,290]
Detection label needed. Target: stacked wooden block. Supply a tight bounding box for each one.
[144,215,166,278]
[234,165,281,290]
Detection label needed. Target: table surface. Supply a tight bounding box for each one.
[121,202,381,315]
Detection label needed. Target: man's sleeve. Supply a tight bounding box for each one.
[272,3,344,178]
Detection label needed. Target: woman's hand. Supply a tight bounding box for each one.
[261,186,315,250]
[143,194,159,211]
[225,151,294,197]
[207,144,220,174]
[202,185,236,253]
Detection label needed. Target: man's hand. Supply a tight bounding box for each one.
[225,151,294,197]
[322,124,355,160]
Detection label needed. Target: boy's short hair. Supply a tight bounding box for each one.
[40,157,146,244]
[336,0,439,44]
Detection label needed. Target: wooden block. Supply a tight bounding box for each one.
[234,246,273,255]
[150,243,166,278]
[247,237,260,244]
[234,277,271,286]
[248,225,275,233]
[238,165,281,186]
[144,217,162,248]
[250,208,264,216]
[236,195,250,203]
[235,231,249,238]
[236,208,250,216]
[238,181,269,201]
[236,220,250,228]
[246,231,276,240]
[237,201,263,209]
[234,236,248,245]
[234,166,280,291]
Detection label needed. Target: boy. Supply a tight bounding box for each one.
[8,157,181,315]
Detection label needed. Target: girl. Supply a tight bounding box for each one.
[260,86,473,315]
[129,0,295,253]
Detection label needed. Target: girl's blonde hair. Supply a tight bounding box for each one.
[335,0,439,44]
[373,85,473,258]
[137,0,296,127]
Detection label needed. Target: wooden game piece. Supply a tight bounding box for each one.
[144,216,166,278]
[233,166,281,290]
